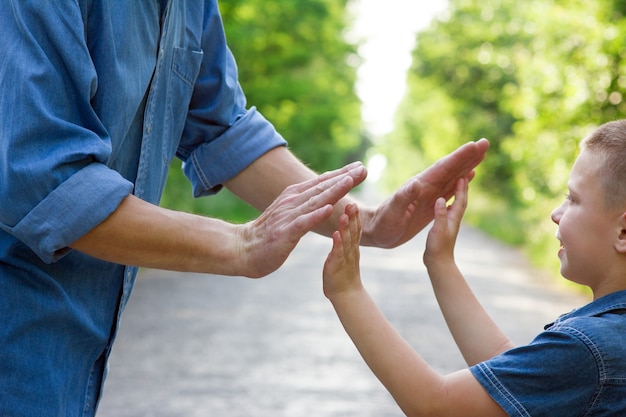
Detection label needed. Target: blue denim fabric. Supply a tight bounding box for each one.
[0,1,286,416]
[471,290,626,417]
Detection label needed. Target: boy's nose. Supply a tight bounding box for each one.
[550,204,563,224]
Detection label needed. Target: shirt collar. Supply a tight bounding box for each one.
[545,289,626,330]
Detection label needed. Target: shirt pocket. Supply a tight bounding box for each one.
[163,46,204,162]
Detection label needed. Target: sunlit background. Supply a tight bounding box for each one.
[349,0,448,137]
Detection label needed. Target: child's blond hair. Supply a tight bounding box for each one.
[581,120,626,210]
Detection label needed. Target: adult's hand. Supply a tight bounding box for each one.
[359,139,489,248]
[237,163,366,278]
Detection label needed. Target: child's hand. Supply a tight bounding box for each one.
[423,178,468,269]
[323,203,362,299]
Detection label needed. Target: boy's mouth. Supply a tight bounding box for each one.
[555,234,564,254]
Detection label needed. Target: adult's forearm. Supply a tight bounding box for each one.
[71,155,364,277]
[70,194,245,275]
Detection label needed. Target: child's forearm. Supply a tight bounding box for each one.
[328,285,509,417]
[427,260,514,365]
[329,287,446,416]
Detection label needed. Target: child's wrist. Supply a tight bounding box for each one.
[425,256,456,274]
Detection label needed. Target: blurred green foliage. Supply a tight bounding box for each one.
[379,0,626,272]
[161,0,363,222]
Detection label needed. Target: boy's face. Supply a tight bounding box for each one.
[551,150,624,296]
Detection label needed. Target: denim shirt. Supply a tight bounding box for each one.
[471,290,626,417]
[0,1,285,416]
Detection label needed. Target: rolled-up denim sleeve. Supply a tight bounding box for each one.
[0,2,134,263]
[182,107,287,197]
[9,166,133,264]
[177,1,287,197]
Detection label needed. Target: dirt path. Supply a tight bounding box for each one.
[97,226,588,417]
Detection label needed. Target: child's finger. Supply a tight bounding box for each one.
[448,179,468,223]
[331,229,344,258]
[432,197,448,230]
[347,204,361,247]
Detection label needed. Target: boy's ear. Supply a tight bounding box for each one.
[616,212,626,253]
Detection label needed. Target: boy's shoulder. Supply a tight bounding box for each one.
[545,290,626,361]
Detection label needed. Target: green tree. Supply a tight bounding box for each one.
[220,0,362,170]
[161,0,363,222]
[381,0,626,270]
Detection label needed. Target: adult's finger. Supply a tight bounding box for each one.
[287,162,366,195]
